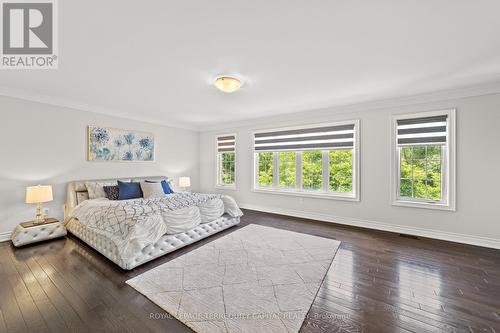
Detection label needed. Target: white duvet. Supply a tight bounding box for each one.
[69,193,242,261]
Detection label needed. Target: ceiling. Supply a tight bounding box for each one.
[1,1,500,130]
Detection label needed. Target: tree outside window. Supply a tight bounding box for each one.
[400,145,442,201]
[329,150,353,192]
[219,152,235,185]
[258,152,274,186]
[302,151,322,190]
[278,152,296,188]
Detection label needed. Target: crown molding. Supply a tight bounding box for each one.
[201,80,500,132]
[0,86,198,131]
[1,79,500,133]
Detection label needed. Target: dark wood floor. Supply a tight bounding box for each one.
[1,209,500,333]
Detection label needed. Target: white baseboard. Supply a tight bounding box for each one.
[0,231,11,243]
[239,203,500,250]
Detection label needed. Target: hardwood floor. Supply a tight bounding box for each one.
[1,209,499,333]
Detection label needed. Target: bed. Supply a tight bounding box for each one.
[64,176,242,270]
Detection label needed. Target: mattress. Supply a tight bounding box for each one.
[66,214,240,270]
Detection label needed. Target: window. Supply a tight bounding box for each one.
[253,121,360,200]
[216,134,236,187]
[278,151,296,188]
[329,149,353,192]
[257,152,273,187]
[392,110,456,210]
[400,146,441,200]
[302,151,322,190]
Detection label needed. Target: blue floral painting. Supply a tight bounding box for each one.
[88,126,155,161]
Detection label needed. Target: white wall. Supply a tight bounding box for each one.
[200,93,500,248]
[0,96,199,239]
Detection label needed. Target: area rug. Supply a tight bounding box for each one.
[126,224,341,333]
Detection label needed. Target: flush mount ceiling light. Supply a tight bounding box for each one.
[214,76,242,93]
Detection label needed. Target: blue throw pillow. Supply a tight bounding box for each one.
[161,180,174,194]
[118,180,143,200]
[145,179,174,194]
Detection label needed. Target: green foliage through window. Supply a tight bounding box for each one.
[219,152,235,185]
[256,149,356,196]
[400,145,442,201]
[279,152,296,188]
[329,150,353,192]
[302,151,322,190]
[258,152,274,187]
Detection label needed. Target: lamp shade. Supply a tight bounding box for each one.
[26,185,53,204]
[179,177,191,188]
[214,76,242,93]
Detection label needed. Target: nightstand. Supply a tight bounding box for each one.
[11,218,67,247]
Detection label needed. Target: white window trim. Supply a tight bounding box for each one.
[215,133,237,190]
[390,109,456,211]
[252,120,360,201]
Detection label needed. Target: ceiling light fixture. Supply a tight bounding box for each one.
[214,76,242,93]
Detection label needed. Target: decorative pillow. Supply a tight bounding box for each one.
[103,185,119,200]
[145,179,174,194]
[85,181,116,199]
[161,180,174,194]
[221,195,243,217]
[117,180,143,200]
[140,182,166,199]
[76,191,89,205]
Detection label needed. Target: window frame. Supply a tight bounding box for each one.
[391,109,456,211]
[252,120,360,201]
[215,133,237,190]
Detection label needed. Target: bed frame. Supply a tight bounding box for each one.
[64,176,241,270]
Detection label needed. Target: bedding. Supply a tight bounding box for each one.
[145,179,174,194]
[199,198,224,223]
[140,182,165,199]
[76,191,89,205]
[103,185,119,200]
[118,180,143,200]
[161,180,174,193]
[220,195,244,217]
[163,206,201,234]
[69,192,242,262]
[85,181,117,199]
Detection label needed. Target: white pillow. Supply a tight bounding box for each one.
[85,181,116,199]
[221,195,243,217]
[140,182,166,199]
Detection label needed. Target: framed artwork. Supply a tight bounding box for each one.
[87,126,155,161]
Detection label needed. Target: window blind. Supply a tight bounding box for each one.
[397,115,448,145]
[217,135,235,152]
[254,124,355,151]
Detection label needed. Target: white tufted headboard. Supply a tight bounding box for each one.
[64,176,170,222]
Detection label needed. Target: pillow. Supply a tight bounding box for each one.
[145,179,174,194]
[161,180,174,194]
[221,195,243,217]
[117,181,143,200]
[103,185,119,200]
[140,182,166,199]
[76,191,89,205]
[85,181,116,199]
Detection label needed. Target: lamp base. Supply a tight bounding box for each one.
[34,202,44,224]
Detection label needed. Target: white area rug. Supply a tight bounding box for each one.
[126,224,341,333]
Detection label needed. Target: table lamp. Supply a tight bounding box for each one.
[26,185,53,223]
[179,177,191,192]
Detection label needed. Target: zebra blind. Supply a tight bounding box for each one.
[397,115,448,145]
[217,135,235,152]
[254,123,355,151]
